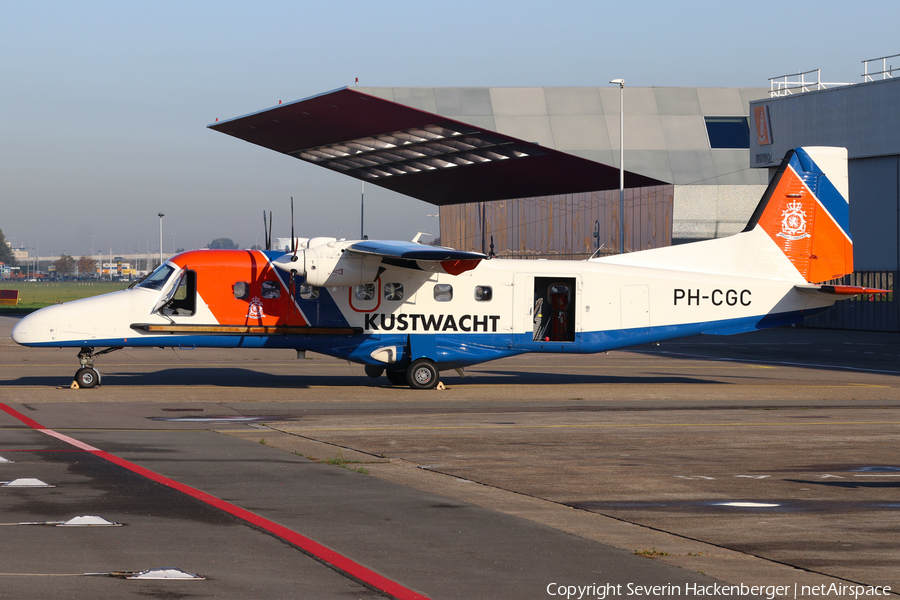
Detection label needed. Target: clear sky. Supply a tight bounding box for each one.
[1,0,895,258]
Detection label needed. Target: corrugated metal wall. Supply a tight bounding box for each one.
[440,185,674,259]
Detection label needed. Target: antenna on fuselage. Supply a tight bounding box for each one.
[263,210,273,251]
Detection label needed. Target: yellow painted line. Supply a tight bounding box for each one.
[279,420,900,433]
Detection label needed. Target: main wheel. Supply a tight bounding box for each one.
[74,367,100,389]
[385,370,407,386]
[406,359,439,390]
[364,365,384,379]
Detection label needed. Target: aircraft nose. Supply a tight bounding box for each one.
[11,305,61,346]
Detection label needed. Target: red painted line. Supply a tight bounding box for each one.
[0,403,430,600]
[0,404,44,429]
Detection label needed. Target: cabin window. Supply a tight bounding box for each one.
[299,284,319,300]
[233,281,249,300]
[137,264,175,291]
[384,282,404,301]
[355,283,376,301]
[434,283,453,302]
[474,285,492,302]
[261,281,281,299]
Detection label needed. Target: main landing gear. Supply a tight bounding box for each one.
[73,347,121,389]
[372,358,441,390]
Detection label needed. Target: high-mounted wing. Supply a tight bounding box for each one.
[208,88,665,205]
[347,240,485,275]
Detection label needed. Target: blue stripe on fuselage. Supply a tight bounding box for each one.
[28,308,827,370]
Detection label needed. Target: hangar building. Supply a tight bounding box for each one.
[354,86,770,257]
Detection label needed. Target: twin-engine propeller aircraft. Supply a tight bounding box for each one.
[10,146,886,389]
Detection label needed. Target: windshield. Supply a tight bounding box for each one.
[136,264,175,291]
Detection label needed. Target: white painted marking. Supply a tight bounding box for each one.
[715,502,780,508]
[819,474,844,478]
[2,478,53,487]
[735,475,770,479]
[58,516,121,527]
[125,568,204,580]
[38,429,101,452]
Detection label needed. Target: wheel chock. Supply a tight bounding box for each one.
[436,381,445,390]
[70,381,80,389]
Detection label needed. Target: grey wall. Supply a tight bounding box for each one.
[850,157,900,270]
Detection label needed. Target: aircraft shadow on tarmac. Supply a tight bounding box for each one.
[7,368,723,388]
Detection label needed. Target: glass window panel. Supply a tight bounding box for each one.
[705,117,750,149]
[261,281,281,299]
[355,283,376,301]
[383,282,404,301]
[434,283,453,302]
[474,285,492,302]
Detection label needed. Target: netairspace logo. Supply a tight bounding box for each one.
[545,582,892,600]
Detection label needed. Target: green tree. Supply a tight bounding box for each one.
[0,229,16,266]
[207,237,238,250]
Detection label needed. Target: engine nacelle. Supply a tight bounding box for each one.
[304,253,381,287]
[271,240,382,287]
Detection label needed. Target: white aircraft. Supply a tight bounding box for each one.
[11,146,884,389]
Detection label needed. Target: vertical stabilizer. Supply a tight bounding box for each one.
[744,147,853,283]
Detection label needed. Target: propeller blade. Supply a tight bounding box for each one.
[268,211,273,251]
[290,197,297,256]
[262,210,269,251]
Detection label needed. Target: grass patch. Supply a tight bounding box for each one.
[0,281,129,311]
[633,548,669,557]
[319,450,379,474]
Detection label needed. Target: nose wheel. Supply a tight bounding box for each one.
[74,367,100,389]
[72,346,121,389]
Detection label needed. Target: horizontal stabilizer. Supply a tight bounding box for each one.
[794,284,890,299]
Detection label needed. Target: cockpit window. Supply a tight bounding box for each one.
[137,264,175,291]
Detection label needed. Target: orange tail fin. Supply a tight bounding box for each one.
[744,147,853,284]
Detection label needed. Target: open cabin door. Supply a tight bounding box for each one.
[511,274,581,348]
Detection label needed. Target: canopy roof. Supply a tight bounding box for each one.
[209,87,665,205]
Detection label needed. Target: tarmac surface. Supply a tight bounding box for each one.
[1,313,899,599]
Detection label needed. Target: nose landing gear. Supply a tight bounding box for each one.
[73,347,121,389]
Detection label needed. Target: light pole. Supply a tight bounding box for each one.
[610,79,625,254]
[158,213,165,268]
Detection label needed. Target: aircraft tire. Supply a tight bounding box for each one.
[74,367,100,389]
[407,359,439,390]
[364,365,384,379]
[385,369,407,386]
